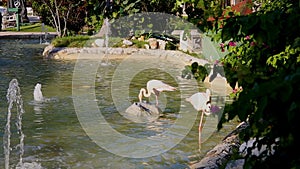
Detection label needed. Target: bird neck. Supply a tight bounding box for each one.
[140,88,151,97]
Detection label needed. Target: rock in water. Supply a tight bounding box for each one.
[123,102,162,123]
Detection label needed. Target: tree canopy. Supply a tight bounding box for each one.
[28,0,207,37]
[29,0,87,36]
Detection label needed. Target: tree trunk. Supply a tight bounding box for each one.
[62,4,71,37]
[54,0,62,37]
[20,0,29,23]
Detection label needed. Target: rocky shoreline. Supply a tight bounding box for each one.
[190,122,248,169]
[42,44,210,65]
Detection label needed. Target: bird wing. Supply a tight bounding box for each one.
[155,85,176,92]
[187,92,210,111]
[148,80,176,92]
[153,88,160,96]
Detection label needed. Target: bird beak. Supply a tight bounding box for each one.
[203,109,211,116]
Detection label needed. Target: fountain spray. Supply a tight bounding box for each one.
[4,79,25,169]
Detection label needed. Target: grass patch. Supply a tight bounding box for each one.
[52,36,124,48]
[51,35,91,47]
[4,23,56,32]
[132,39,148,48]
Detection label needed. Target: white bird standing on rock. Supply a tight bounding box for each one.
[138,79,176,106]
[186,88,211,150]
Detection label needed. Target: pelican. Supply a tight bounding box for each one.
[186,89,211,150]
[138,79,176,106]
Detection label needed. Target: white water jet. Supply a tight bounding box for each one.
[40,23,49,45]
[104,18,110,50]
[101,17,111,66]
[4,78,25,169]
[33,83,44,102]
[4,79,43,169]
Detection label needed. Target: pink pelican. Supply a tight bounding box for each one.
[138,79,176,106]
[186,89,211,150]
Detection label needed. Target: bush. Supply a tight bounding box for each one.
[165,42,177,50]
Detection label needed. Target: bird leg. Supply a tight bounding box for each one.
[153,88,160,106]
[198,111,205,151]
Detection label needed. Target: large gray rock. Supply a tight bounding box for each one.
[190,122,249,169]
[190,134,241,169]
[123,102,162,123]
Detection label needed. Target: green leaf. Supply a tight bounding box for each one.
[147,23,153,28]
[123,0,128,5]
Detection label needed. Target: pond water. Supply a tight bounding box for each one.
[0,39,238,168]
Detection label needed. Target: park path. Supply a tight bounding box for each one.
[0,31,57,39]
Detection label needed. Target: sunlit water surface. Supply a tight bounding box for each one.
[0,39,238,168]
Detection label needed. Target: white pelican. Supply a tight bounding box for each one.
[186,89,211,150]
[138,79,176,106]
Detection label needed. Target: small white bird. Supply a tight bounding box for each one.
[186,89,212,150]
[138,79,176,106]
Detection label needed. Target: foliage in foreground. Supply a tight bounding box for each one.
[206,0,300,168]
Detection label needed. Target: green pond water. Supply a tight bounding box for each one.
[0,39,238,168]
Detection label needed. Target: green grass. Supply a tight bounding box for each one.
[4,23,56,32]
[51,36,125,48]
[51,35,91,47]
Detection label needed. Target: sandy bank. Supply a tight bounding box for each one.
[42,45,209,65]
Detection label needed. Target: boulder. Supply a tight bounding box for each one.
[123,102,162,123]
[123,39,133,46]
[190,122,249,169]
[157,40,166,50]
[148,38,158,49]
[42,44,54,57]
